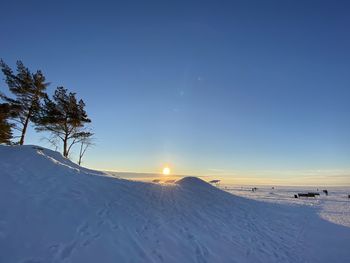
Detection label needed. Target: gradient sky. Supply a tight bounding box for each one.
[1,0,349,185]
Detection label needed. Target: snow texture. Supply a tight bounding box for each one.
[0,145,349,263]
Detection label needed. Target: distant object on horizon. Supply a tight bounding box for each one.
[298,192,320,198]
[209,179,221,186]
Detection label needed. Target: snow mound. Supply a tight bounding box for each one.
[0,145,349,263]
[0,144,104,176]
[176,176,214,188]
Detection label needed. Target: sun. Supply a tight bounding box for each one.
[162,167,170,175]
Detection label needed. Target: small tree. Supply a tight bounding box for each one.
[0,60,49,145]
[77,132,94,165]
[0,103,14,144]
[34,87,91,157]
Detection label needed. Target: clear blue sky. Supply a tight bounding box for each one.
[1,0,349,185]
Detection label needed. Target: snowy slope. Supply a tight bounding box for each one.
[0,145,349,263]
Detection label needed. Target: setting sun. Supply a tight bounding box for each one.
[162,167,170,175]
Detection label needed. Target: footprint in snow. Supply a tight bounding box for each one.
[77,222,89,235]
[59,241,77,260]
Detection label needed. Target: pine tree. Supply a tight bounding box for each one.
[0,60,49,145]
[0,103,14,144]
[34,87,92,157]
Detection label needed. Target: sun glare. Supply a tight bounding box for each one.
[163,167,170,175]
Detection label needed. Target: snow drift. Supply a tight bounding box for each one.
[0,145,349,263]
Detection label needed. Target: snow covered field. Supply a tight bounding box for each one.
[0,145,349,263]
[222,185,350,228]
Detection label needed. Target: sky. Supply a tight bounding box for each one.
[1,0,350,185]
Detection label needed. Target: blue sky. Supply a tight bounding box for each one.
[1,0,349,185]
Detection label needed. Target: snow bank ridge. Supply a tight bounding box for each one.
[0,144,103,176]
[176,176,215,189]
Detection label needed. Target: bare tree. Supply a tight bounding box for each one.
[78,133,94,165]
[40,133,60,152]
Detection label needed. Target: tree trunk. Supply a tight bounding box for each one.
[19,111,31,145]
[78,142,83,165]
[63,135,68,157]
